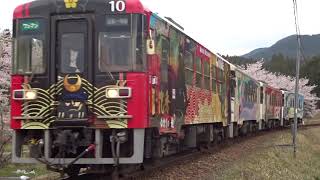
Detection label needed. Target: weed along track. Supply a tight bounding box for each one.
[127,124,320,180]
[59,124,320,180]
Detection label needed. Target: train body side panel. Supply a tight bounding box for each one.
[234,70,260,125]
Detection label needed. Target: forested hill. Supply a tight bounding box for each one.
[242,34,320,60]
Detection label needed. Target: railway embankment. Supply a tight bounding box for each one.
[136,119,320,180]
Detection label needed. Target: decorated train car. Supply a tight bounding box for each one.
[262,83,283,128]
[231,68,261,135]
[281,90,304,125]
[10,0,303,177]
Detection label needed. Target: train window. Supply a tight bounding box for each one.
[212,66,217,93]
[98,14,145,72]
[216,68,222,94]
[260,87,264,104]
[203,61,210,90]
[212,66,216,79]
[219,69,224,82]
[135,15,145,70]
[184,51,193,85]
[204,61,210,75]
[161,37,169,83]
[99,32,132,71]
[230,79,235,97]
[60,33,85,73]
[195,57,202,88]
[253,87,256,102]
[13,19,45,74]
[245,83,249,102]
[212,79,217,93]
[31,39,44,74]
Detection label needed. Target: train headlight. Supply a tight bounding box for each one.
[13,89,38,100]
[106,89,119,98]
[105,88,132,99]
[25,90,37,100]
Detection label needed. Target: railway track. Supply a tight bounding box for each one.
[60,123,320,180]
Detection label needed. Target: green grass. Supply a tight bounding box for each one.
[0,144,59,179]
[209,127,320,180]
[305,113,320,125]
[0,163,51,178]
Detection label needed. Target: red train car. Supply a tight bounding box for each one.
[261,83,283,128]
[11,0,151,174]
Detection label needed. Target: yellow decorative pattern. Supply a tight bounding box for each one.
[21,78,129,129]
[90,81,129,129]
[64,0,78,9]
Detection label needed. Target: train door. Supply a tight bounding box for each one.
[265,90,270,123]
[259,84,264,129]
[280,91,285,126]
[229,69,236,137]
[51,15,93,126]
[159,36,175,129]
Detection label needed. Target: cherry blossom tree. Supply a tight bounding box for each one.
[0,29,11,120]
[240,60,318,118]
[0,29,12,168]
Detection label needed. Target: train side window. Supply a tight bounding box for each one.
[220,69,224,94]
[184,51,193,85]
[230,71,236,98]
[161,37,169,83]
[230,79,235,97]
[203,60,210,90]
[195,57,202,88]
[212,66,217,93]
[254,87,257,102]
[246,83,249,102]
[216,68,223,94]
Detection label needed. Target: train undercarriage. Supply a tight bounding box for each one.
[11,118,292,177]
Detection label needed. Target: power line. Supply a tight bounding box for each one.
[293,0,307,63]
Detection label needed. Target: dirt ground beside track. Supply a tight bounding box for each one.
[136,120,320,180]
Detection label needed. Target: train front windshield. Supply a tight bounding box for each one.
[98,14,145,72]
[13,14,146,75]
[13,18,46,75]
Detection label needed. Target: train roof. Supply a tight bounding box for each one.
[14,0,151,19]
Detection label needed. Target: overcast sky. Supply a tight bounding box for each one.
[1,0,320,55]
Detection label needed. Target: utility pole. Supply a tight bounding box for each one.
[292,0,301,158]
[293,34,301,158]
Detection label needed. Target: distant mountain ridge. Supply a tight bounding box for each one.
[242,34,320,60]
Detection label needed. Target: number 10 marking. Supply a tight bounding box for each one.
[109,0,126,12]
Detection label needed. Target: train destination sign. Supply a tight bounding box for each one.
[21,21,40,31]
